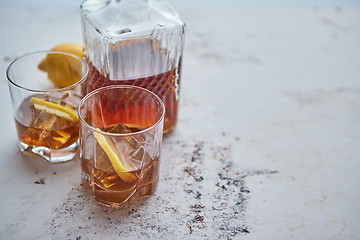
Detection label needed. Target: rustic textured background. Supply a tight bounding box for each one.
[1,1,360,239]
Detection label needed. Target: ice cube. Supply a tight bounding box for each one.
[96,123,149,173]
[95,142,116,172]
[82,131,94,160]
[103,123,146,151]
[51,129,71,144]
[105,123,131,134]
[32,109,58,142]
[129,146,150,168]
[143,132,159,160]
[48,92,79,112]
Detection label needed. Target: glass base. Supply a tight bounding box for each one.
[18,141,79,163]
[82,171,158,207]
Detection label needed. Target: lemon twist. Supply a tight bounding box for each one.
[93,130,137,183]
[30,97,78,122]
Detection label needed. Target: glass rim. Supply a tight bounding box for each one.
[78,85,166,137]
[6,50,89,93]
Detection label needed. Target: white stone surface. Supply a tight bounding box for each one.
[0,2,360,240]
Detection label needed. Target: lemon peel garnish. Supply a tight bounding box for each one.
[93,129,137,183]
[30,97,78,122]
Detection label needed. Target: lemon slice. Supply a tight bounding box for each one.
[51,42,84,58]
[93,130,137,183]
[38,43,84,71]
[38,43,84,88]
[30,97,78,122]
